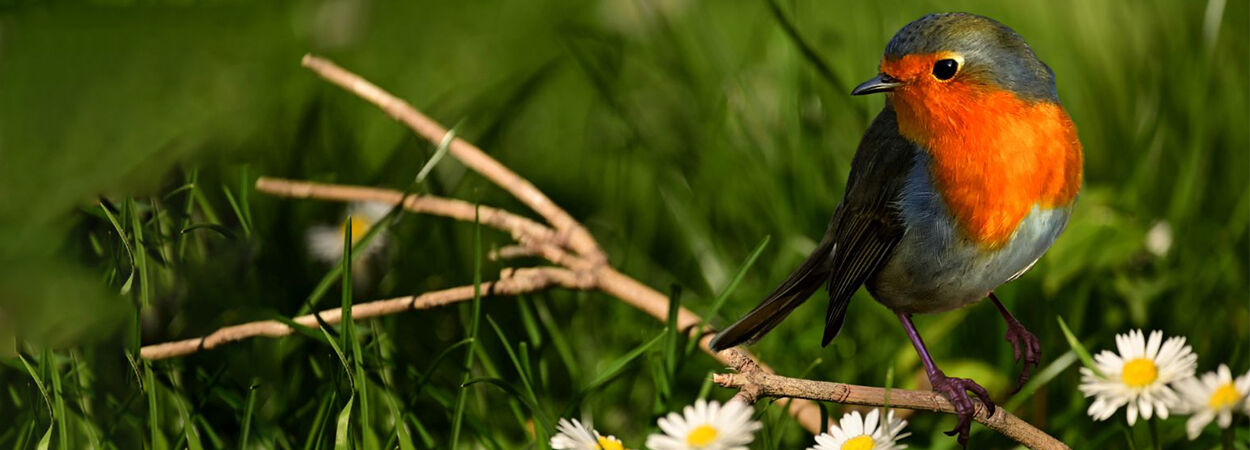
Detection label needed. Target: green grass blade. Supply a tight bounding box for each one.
[575,332,666,401]
[36,426,52,450]
[240,381,258,448]
[144,360,169,450]
[517,296,543,347]
[533,300,580,381]
[18,354,55,450]
[461,377,550,426]
[221,186,252,237]
[176,396,203,450]
[1057,316,1103,377]
[762,0,846,91]
[47,350,68,450]
[450,204,484,449]
[485,316,536,397]
[415,126,455,183]
[97,201,135,295]
[687,235,770,357]
[484,316,549,443]
[664,284,683,386]
[303,392,336,450]
[335,395,355,450]
[295,202,399,316]
[1005,350,1078,410]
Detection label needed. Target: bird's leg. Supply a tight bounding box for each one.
[896,311,994,447]
[989,292,1041,393]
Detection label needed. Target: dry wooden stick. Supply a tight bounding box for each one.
[139,267,590,360]
[715,352,1070,449]
[247,177,825,432]
[301,55,605,265]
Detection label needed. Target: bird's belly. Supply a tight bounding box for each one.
[868,158,1071,314]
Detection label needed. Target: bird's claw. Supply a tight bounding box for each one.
[1004,321,1042,393]
[930,373,995,448]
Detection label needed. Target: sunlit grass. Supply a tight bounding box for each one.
[1,0,1246,448]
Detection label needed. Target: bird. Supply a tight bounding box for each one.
[709,12,1082,446]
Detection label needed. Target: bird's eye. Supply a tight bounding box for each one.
[932,59,959,80]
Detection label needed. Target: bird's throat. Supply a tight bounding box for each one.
[889,89,1083,248]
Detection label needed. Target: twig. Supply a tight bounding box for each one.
[301,55,605,265]
[139,268,589,360]
[714,351,1070,449]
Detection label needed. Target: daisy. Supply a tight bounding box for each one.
[646,399,761,450]
[1173,364,1250,439]
[307,201,392,263]
[550,418,624,450]
[809,409,909,450]
[1079,329,1198,425]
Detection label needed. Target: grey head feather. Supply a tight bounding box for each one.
[884,12,1059,103]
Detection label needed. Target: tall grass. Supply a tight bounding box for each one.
[0,0,1245,448]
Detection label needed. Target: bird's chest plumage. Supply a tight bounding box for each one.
[868,152,1072,313]
[866,93,1082,313]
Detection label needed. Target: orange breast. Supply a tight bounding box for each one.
[889,78,1083,248]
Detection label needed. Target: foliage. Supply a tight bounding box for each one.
[0,0,1246,448]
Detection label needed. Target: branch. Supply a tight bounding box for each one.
[301,54,605,265]
[714,352,1070,450]
[255,177,594,271]
[140,267,590,360]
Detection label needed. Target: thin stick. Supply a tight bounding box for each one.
[139,267,589,360]
[255,177,595,271]
[714,351,1070,450]
[301,54,605,265]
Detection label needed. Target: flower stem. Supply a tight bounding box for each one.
[1147,417,1160,450]
[1223,425,1234,450]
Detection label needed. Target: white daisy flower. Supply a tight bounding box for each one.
[645,399,761,450]
[1174,364,1250,440]
[1079,329,1198,425]
[307,201,392,263]
[809,409,909,450]
[550,418,624,450]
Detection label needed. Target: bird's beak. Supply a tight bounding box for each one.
[851,73,903,95]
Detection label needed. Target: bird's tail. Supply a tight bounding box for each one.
[708,240,833,351]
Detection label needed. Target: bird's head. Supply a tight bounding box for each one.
[852,12,1058,106]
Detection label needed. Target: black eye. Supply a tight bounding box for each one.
[932,59,959,80]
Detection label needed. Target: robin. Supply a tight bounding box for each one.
[710,12,1082,445]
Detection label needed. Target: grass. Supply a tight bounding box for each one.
[0,0,1247,448]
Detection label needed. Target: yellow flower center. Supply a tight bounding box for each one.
[596,436,624,450]
[841,435,875,450]
[686,425,719,447]
[1120,358,1158,387]
[1209,383,1241,410]
[337,215,372,245]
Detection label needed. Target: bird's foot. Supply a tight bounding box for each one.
[1004,319,1042,393]
[930,372,995,448]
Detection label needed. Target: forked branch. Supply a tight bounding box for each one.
[714,351,1069,449]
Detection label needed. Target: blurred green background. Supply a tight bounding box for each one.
[1,0,1246,448]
